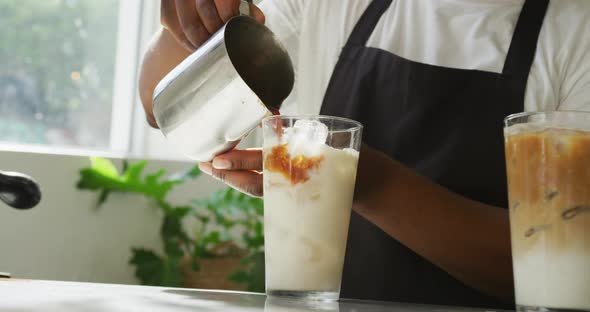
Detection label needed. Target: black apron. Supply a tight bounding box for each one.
[320,0,549,308]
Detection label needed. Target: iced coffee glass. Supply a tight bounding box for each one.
[262,116,362,301]
[504,111,590,312]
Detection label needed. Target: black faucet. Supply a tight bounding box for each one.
[0,170,41,278]
[0,170,41,209]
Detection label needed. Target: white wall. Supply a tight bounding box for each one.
[0,150,223,285]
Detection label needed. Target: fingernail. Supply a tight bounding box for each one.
[212,158,231,170]
[198,162,212,175]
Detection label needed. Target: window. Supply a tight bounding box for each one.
[0,0,121,149]
[0,0,174,158]
[0,0,259,161]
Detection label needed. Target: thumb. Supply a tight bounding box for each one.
[249,3,266,24]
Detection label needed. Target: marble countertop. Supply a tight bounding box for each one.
[0,279,507,312]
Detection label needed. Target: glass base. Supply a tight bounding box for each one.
[517,305,589,312]
[266,290,339,301]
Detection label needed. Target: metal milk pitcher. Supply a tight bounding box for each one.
[152,1,294,162]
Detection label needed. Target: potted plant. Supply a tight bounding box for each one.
[76,157,264,292]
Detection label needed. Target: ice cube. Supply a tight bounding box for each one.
[293,120,329,144]
[287,120,329,157]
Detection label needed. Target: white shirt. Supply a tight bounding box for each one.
[259,0,590,115]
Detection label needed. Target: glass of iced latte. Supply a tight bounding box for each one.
[504,111,590,312]
[262,116,362,301]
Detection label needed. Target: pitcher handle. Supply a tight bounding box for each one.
[239,0,252,16]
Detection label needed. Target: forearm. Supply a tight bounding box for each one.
[138,28,191,128]
[353,145,514,302]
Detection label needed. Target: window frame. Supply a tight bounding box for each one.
[109,0,143,154]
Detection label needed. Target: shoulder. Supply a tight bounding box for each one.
[546,0,590,19]
[542,0,590,45]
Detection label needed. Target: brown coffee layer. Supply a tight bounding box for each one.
[505,128,590,256]
[265,144,325,185]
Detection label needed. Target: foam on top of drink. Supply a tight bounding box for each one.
[505,117,590,136]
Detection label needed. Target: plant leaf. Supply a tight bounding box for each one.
[96,189,111,208]
[161,214,189,243]
[123,160,147,185]
[228,271,249,284]
[161,256,182,287]
[77,158,123,191]
[246,252,265,292]
[77,157,187,204]
[196,215,210,224]
[90,157,119,178]
[145,169,166,186]
[202,231,221,246]
[254,221,263,238]
[129,248,164,286]
[129,248,182,288]
[250,197,264,216]
[164,241,184,258]
[229,251,265,292]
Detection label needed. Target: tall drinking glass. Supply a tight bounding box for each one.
[504,111,590,312]
[262,115,363,301]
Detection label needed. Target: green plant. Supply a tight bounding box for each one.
[193,188,265,290]
[76,157,265,292]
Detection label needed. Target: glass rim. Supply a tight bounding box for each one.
[262,115,363,132]
[504,110,590,126]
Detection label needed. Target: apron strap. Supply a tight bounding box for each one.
[345,0,393,47]
[502,0,550,80]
